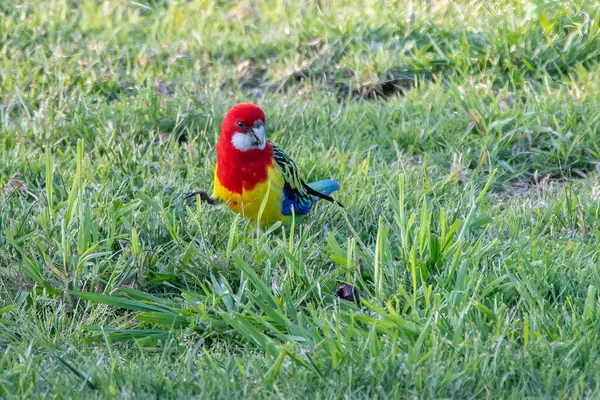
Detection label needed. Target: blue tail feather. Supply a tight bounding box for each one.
[306,180,340,197]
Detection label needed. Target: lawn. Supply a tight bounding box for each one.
[1,0,600,398]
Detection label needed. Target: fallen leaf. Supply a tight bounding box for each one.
[336,284,360,303]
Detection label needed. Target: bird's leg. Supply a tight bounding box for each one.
[183,189,219,205]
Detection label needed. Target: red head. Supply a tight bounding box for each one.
[219,103,267,153]
[215,103,273,193]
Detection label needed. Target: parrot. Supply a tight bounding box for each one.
[186,103,342,226]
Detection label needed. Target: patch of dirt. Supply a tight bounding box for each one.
[274,64,424,100]
[234,39,433,101]
[501,170,588,199]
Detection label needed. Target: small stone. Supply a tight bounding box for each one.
[154,81,174,96]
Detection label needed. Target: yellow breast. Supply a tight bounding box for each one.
[213,165,293,226]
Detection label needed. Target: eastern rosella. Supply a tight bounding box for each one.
[187,103,342,226]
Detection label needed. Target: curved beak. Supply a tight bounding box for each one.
[249,125,266,149]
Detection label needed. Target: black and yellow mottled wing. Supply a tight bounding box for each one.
[271,143,312,215]
[271,143,342,216]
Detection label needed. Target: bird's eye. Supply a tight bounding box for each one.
[237,121,246,129]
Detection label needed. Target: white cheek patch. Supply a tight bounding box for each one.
[231,132,255,151]
[231,131,266,151]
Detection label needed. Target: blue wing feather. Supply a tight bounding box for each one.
[281,186,312,215]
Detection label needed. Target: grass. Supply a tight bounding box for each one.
[1,0,600,398]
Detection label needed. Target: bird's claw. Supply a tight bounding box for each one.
[184,189,218,205]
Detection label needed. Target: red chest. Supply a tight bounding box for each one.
[216,140,274,194]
